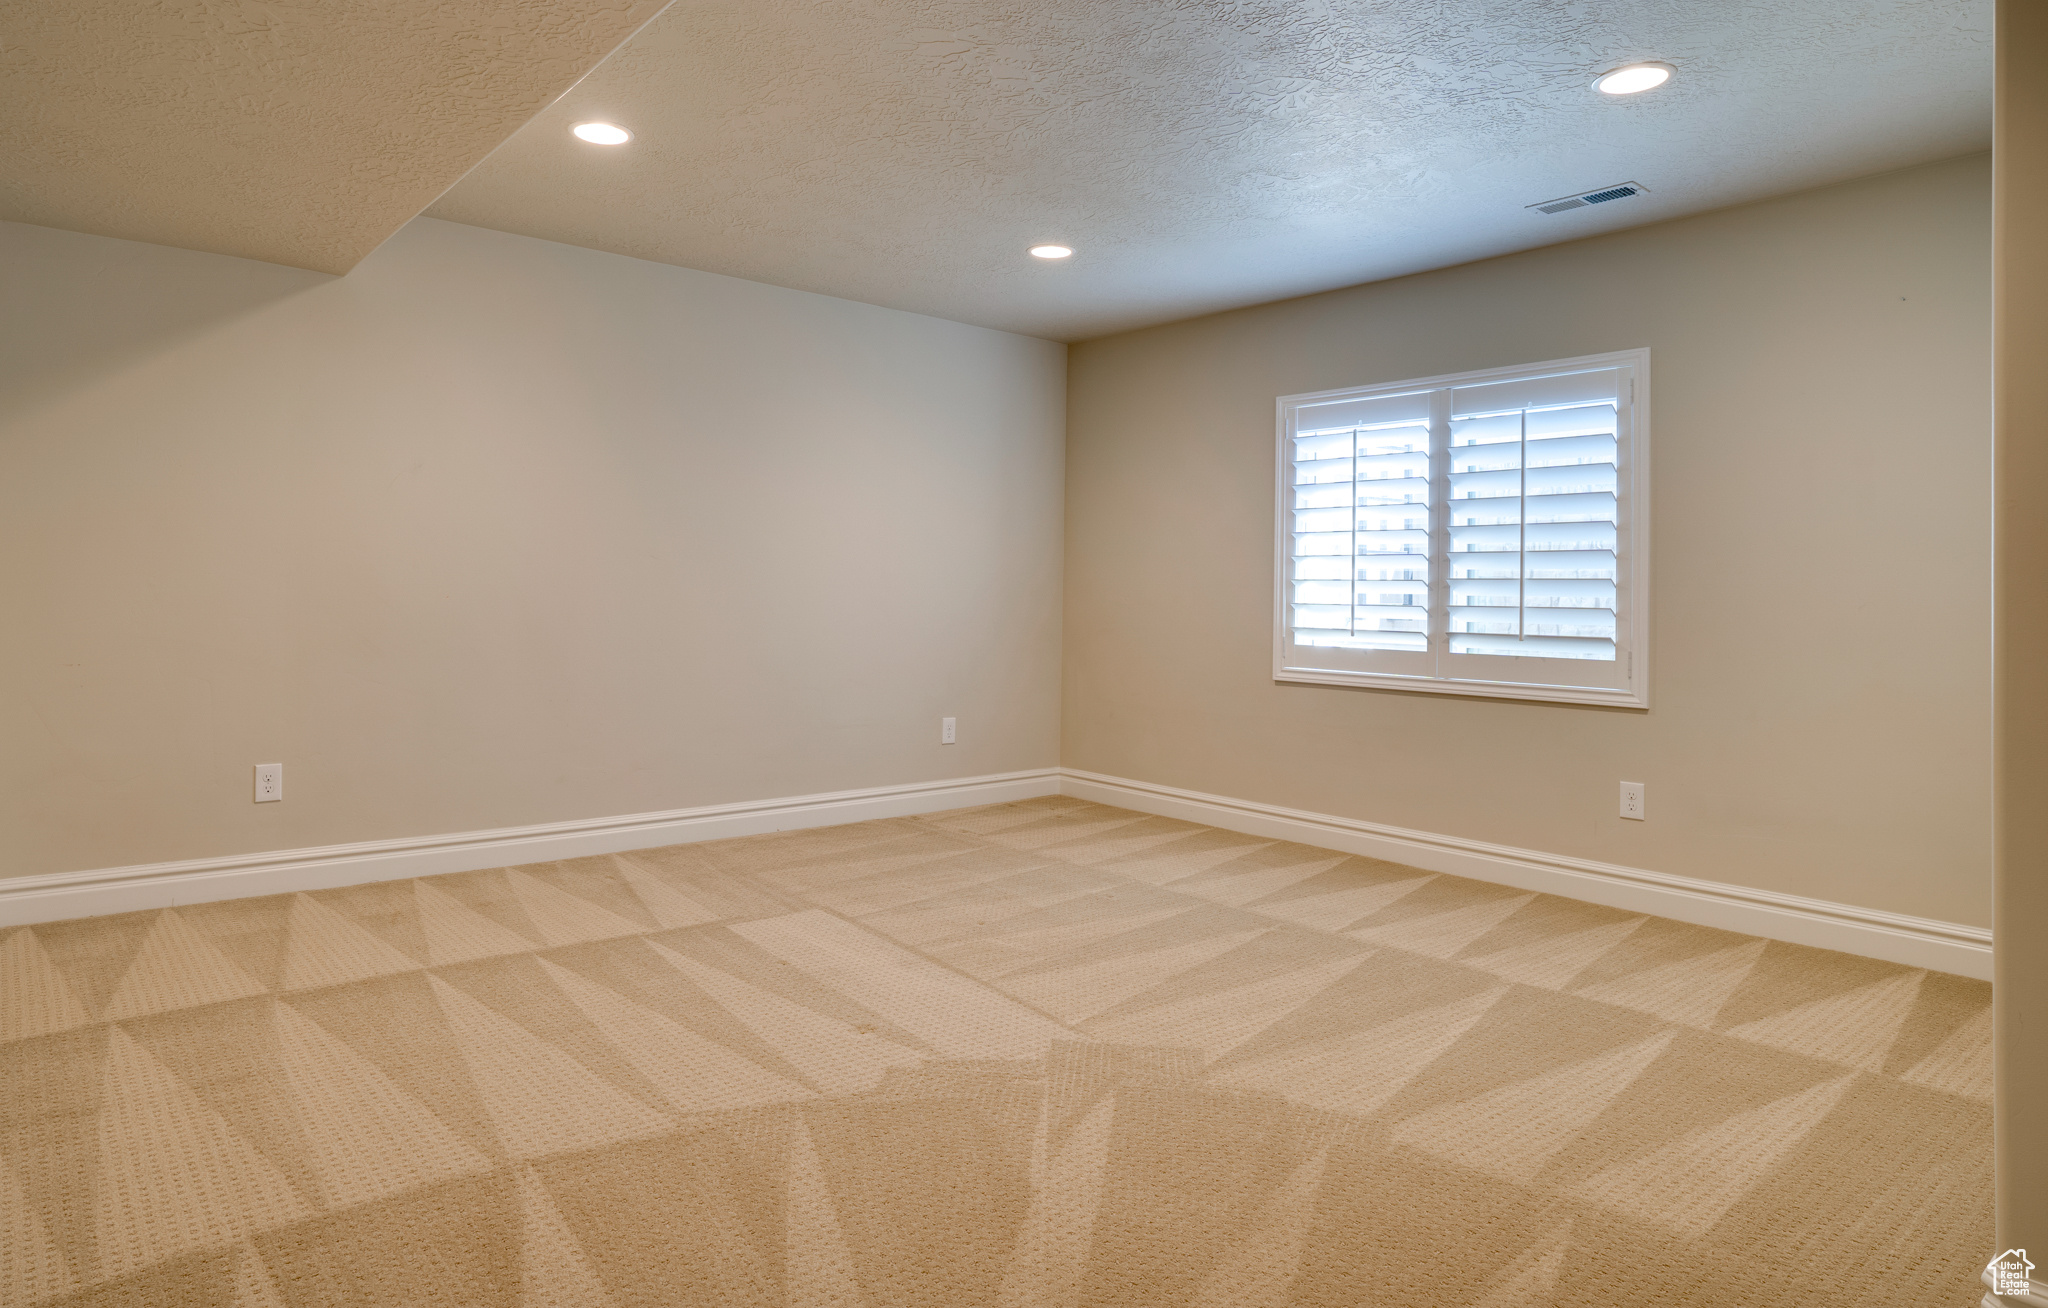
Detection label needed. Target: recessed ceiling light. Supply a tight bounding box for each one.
[1593,62,1674,95]
[1029,244,1073,260]
[572,122,633,145]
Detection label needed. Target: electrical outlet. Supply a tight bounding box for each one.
[1619,780,1644,821]
[255,763,283,803]
[941,717,956,745]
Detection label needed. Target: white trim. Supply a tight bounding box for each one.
[2,765,1991,981]
[0,769,1060,928]
[1270,666,1646,708]
[1060,769,1992,980]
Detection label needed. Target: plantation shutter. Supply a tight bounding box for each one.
[1284,387,1437,680]
[1277,351,1646,706]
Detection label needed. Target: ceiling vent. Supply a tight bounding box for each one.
[1528,182,1649,215]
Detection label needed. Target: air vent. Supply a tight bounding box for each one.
[1528,182,1649,215]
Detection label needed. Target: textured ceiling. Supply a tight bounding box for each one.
[0,0,668,273]
[429,0,1992,340]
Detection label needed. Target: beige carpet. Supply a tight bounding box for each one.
[0,797,1992,1306]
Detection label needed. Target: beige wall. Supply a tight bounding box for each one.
[0,217,1066,879]
[1064,154,1993,928]
[1995,0,2047,1263]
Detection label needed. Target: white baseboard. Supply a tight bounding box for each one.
[0,769,1061,929]
[1,764,1992,981]
[1060,769,1993,981]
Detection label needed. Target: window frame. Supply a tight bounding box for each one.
[1272,348,1650,708]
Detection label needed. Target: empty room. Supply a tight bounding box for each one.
[3,2,2042,1306]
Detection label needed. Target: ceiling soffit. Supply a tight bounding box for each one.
[0,0,669,273]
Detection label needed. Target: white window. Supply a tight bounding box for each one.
[1274,349,1648,707]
